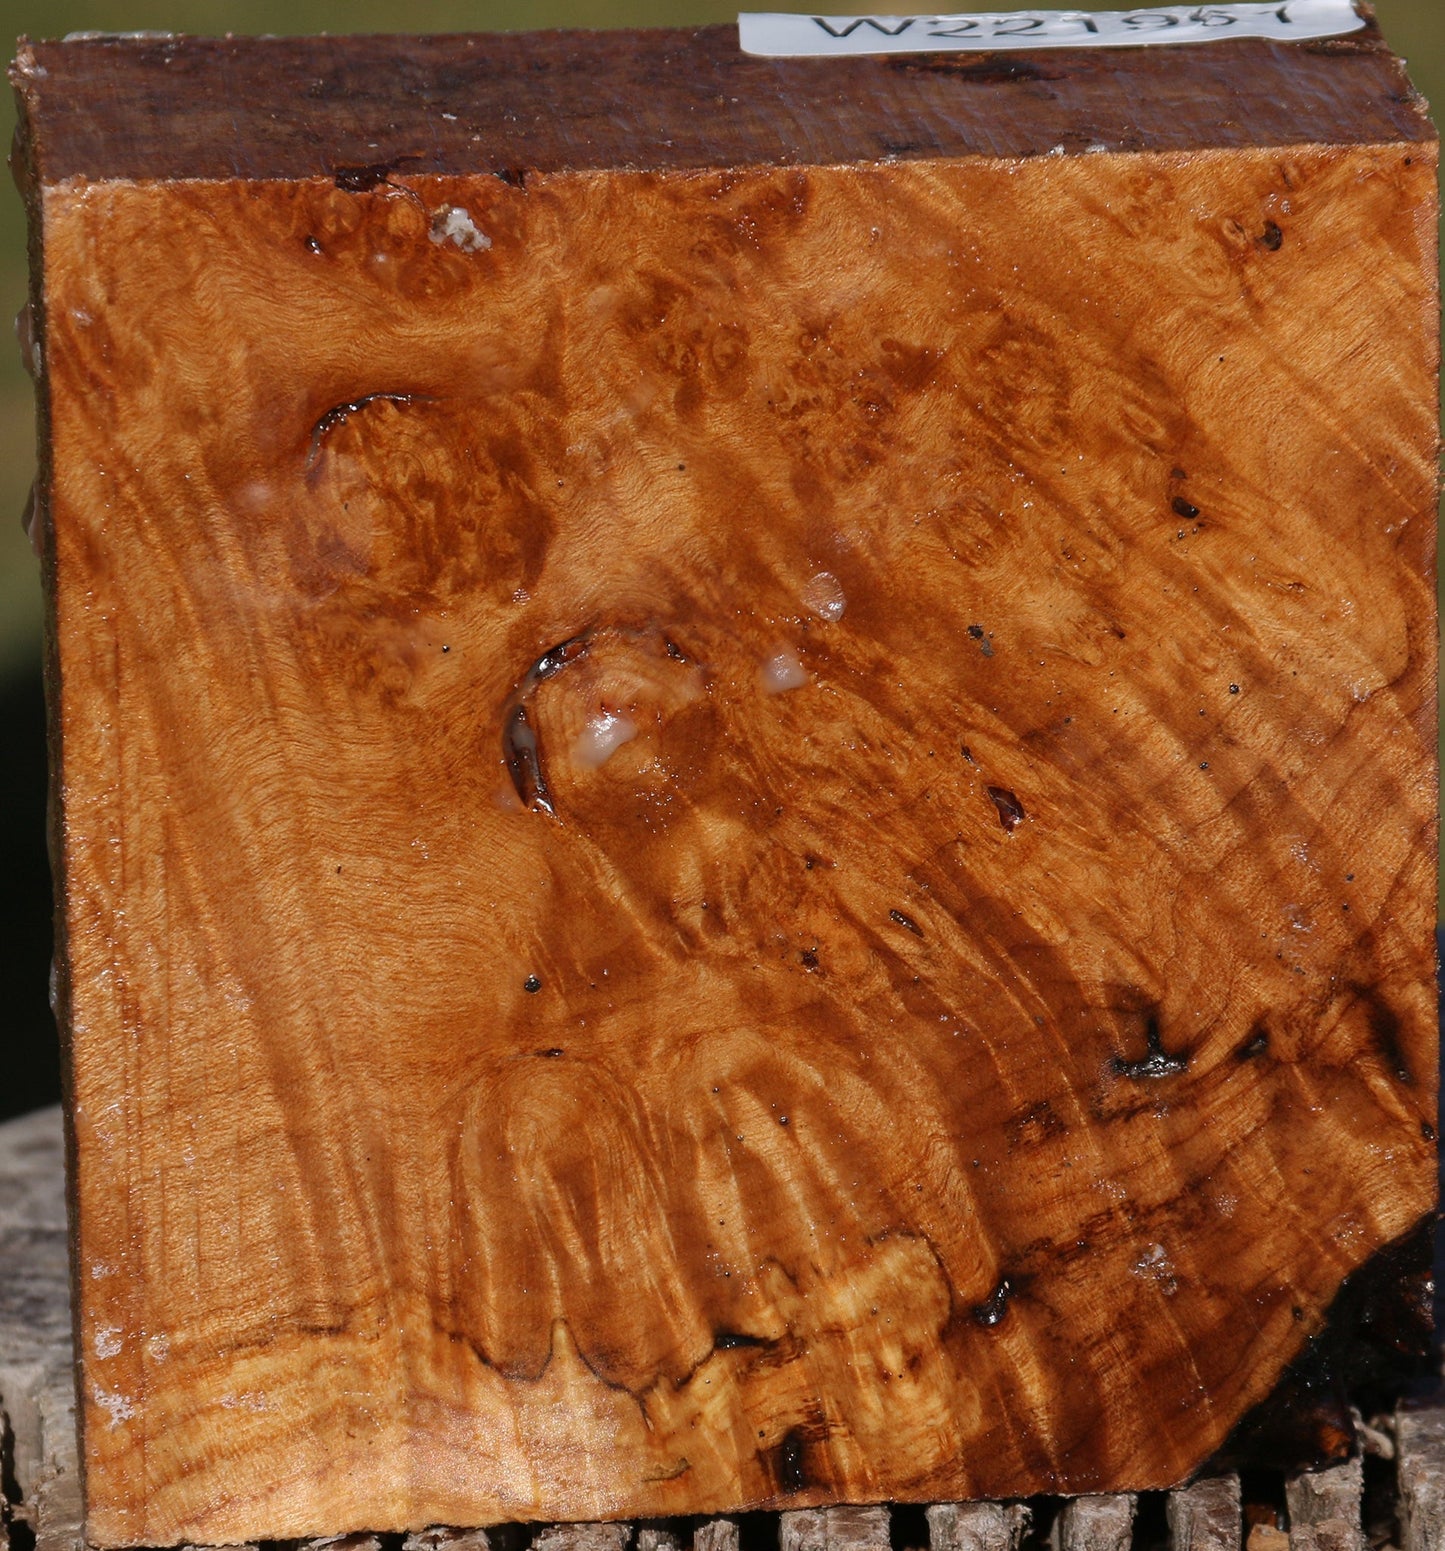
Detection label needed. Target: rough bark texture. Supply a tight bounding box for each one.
[10,19,1439,1551]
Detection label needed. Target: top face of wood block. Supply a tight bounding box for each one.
[11,16,1436,189]
[14,18,1440,1551]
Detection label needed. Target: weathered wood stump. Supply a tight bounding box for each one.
[10,15,1438,1549]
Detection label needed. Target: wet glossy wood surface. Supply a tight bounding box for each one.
[14,26,1440,1551]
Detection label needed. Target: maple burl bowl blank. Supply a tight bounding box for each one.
[12,19,1439,1551]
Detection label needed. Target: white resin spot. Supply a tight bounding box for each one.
[1131,1241,1178,1297]
[429,204,492,253]
[92,1386,136,1428]
[762,648,808,694]
[802,570,847,621]
[572,709,638,769]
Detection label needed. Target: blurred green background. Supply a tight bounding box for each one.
[0,1,1441,1116]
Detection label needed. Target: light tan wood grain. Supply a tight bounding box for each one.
[23,62,1438,1551]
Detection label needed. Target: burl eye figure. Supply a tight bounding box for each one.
[12,13,1436,1550]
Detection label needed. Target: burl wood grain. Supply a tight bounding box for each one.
[16,29,1438,1551]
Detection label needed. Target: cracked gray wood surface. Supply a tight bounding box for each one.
[532,1526,630,1551]
[1165,1475,1241,1551]
[1055,1495,1135,1551]
[1284,1457,1364,1551]
[781,1507,890,1551]
[1397,1403,1445,1551]
[0,1106,79,1551]
[693,1521,739,1551]
[402,1530,495,1551]
[635,1525,684,1551]
[925,1502,1031,1551]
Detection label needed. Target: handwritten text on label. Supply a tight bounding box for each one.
[738,2,1365,56]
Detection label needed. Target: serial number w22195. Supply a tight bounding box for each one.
[737,1,1365,55]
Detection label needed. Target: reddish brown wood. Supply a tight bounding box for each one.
[12,20,1438,1551]
[10,19,1432,190]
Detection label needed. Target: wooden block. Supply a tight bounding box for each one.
[403,1529,496,1551]
[0,1106,70,1520]
[1281,1522,1355,1551]
[1396,1405,1445,1551]
[636,1527,683,1551]
[30,1399,83,1551]
[0,1110,79,1551]
[1284,1458,1362,1551]
[1167,1476,1241,1551]
[12,17,1438,1550]
[1055,1495,1134,1551]
[782,1506,890,1551]
[926,1502,1030,1551]
[532,1527,631,1551]
[694,1521,740,1551]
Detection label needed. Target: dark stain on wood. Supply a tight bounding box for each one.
[1236,1024,1271,1061]
[1111,1011,1189,1081]
[1214,1215,1436,1472]
[776,1428,809,1494]
[1352,982,1414,1085]
[986,787,1026,832]
[972,1276,1013,1329]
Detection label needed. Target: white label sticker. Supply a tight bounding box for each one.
[738,1,1364,56]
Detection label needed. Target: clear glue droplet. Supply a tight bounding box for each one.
[802,570,846,621]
